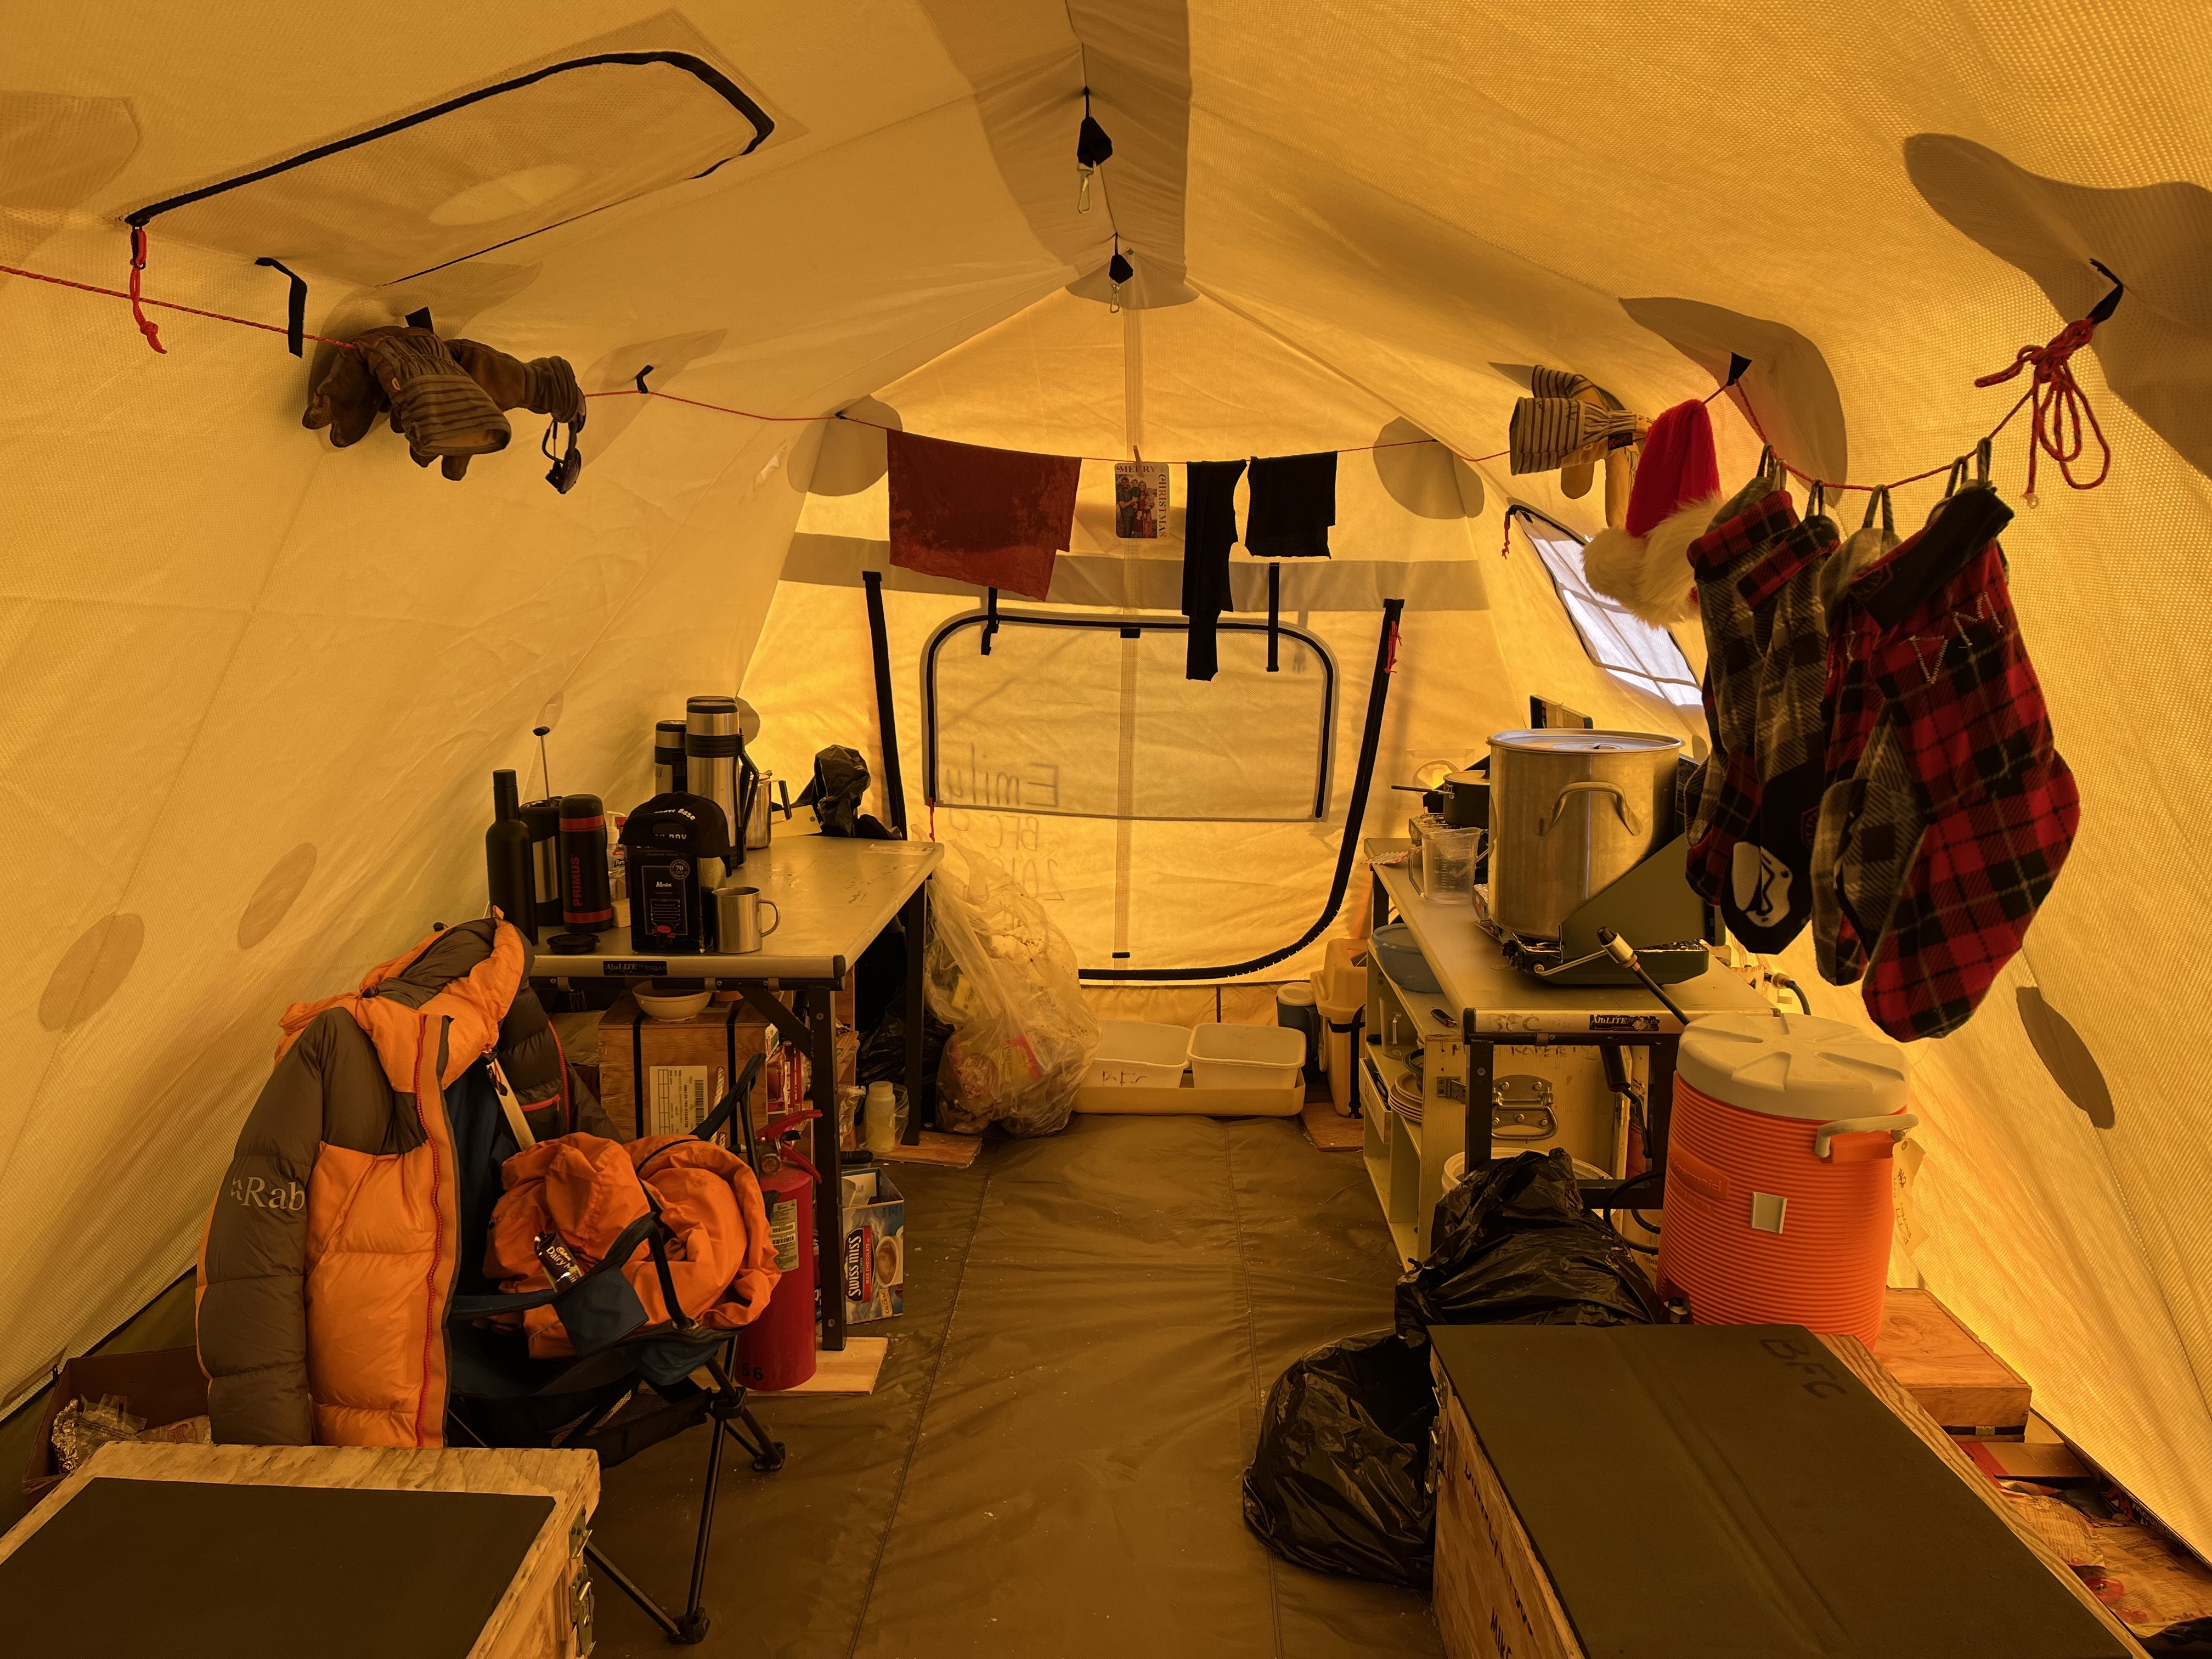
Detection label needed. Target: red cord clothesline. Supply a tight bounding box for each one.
[0,237,2108,500]
[581,387,1502,466]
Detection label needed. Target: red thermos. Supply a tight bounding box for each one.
[736,1137,819,1391]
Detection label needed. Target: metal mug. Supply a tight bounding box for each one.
[714,885,781,953]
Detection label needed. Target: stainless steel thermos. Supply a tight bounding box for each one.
[685,696,760,880]
[653,719,689,796]
[520,797,562,933]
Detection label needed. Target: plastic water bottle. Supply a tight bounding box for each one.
[865,1081,898,1155]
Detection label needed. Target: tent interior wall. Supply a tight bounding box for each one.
[5,0,2210,1583]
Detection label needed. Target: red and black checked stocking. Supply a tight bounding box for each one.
[1723,506,1841,950]
[1851,495,2078,1039]
[1682,467,1796,905]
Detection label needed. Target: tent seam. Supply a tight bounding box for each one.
[1220,1124,1289,1658]
[843,1150,996,1659]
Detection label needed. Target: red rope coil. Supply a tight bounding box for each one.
[126,228,165,355]
[1972,315,2110,494]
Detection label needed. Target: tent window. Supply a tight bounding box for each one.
[1516,512,1702,710]
[923,611,1335,823]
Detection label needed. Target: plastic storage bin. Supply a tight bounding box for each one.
[1088,1020,1192,1087]
[1190,1022,1306,1089]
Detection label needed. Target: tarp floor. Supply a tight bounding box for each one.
[590,1113,1442,1657]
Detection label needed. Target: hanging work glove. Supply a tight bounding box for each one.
[354,325,512,479]
[301,345,387,448]
[447,341,588,488]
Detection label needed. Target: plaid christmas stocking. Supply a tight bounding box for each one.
[1722,503,1841,949]
[1682,464,1797,904]
[1845,491,2079,1039]
[1822,491,1999,986]
[1807,490,1900,983]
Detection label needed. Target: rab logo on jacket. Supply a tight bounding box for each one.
[228,1175,306,1211]
[843,1227,872,1302]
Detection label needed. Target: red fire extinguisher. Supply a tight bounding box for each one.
[736,1108,822,1391]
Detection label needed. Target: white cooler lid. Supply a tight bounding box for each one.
[1678,1012,1909,1120]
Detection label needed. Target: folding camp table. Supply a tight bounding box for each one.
[531,833,942,1351]
[1361,837,1770,1257]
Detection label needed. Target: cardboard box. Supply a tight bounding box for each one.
[839,1167,905,1325]
[599,995,771,1141]
[23,1347,208,1504]
[598,984,858,1141]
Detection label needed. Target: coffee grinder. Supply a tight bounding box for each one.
[619,793,732,953]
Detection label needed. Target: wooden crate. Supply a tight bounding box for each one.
[1,1441,596,1658]
[1875,1287,2033,1435]
[1431,1335,2145,1659]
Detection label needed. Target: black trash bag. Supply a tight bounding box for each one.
[857,1001,955,1121]
[1395,1149,1660,1344]
[1241,1331,1436,1589]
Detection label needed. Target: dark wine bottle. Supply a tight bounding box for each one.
[486,770,537,944]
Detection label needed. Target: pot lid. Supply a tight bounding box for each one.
[1443,769,1490,788]
[1488,729,1682,754]
[1678,1012,1910,1120]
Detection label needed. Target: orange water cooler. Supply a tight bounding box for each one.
[1657,1013,1914,1344]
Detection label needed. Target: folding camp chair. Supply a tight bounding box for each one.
[443,1053,781,1646]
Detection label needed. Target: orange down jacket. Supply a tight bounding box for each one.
[196,917,611,1447]
[486,1133,779,1359]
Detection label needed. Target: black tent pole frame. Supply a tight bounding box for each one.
[1082,597,1404,982]
[861,570,908,838]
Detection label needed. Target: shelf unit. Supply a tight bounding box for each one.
[1358,951,1468,1267]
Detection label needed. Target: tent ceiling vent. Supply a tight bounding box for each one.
[123,19,786,286]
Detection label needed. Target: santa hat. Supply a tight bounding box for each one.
[1581,399,1722,625]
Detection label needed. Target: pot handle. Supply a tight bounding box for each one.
[1813,1113,1918,1160]
[1538,780,1640,837]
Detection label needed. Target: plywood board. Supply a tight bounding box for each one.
[1431,1333,2144,1659]
[883,1131,983,1169]
[1876,1287,2032,1431]
[775,1336,889,1396]
[1302,1099,1364,1149]
[0,1442,595,1659]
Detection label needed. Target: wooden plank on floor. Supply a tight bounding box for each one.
[776,1337,889,1396]
[1302,1100,1363,1150]
[883,1131,982,1169]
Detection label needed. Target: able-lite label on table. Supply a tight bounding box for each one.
[603,960,668,977]
[1472,1010,1676,1035]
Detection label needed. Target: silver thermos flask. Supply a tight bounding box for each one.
[685,696,743,885]
[653,719,688,797]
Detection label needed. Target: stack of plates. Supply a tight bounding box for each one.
[1389,1059,1425,1124]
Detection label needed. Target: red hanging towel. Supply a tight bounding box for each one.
[887,429,1080,601]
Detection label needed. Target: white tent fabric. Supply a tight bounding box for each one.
[5,0,2210,1554]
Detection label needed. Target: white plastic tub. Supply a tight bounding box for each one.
[1088,1020,1192,1087]
[1190,1022,1306,1090]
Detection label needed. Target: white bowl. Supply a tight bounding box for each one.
[635,988,712,1022]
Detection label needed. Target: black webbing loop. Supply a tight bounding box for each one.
[1266,563,1282,672]
[1081,597,1406,981]
[981,587,1000,656]
[861,569,909,837]
[253,258,307,356]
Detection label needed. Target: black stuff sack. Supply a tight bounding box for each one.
[1241,1331,1436,1588]
[1395,1149,1660,1343]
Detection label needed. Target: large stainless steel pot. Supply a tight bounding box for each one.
[1487,730,1680,941]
